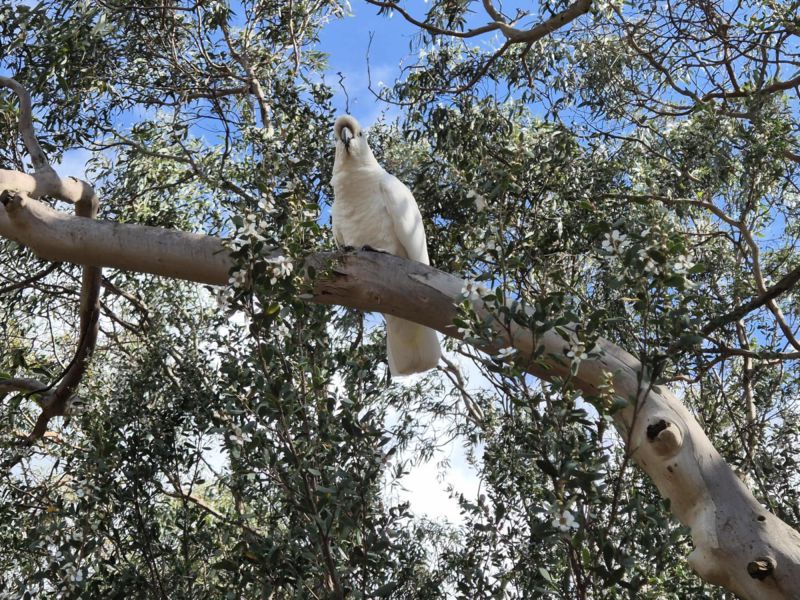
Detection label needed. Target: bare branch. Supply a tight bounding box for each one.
[221,24,272,129]
[700,264,800,339]
[27,185,103,442]
[0,77,55,175]
[498,0,592,43]
[0,377,47,396]
[363,0,502,39]
[608,193,800,351]
[439,353,485,424]
[0,262,59,295]
[160,478,265,538]
[702,347,800,360]
[735,320,758,466]
[701,72,800,102]
[363,0,591,43]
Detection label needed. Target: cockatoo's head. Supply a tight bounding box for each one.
[333,115,375,168]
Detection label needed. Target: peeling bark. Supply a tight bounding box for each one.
[1,193,799,598]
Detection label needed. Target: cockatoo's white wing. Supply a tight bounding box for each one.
[379,173,430,266]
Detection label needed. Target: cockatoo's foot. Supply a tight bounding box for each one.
[340,245,356,252]
[360,245,391,254]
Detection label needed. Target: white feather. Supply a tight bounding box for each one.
[330,116,441,376]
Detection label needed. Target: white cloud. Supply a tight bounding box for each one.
[394,440,481,523]
[388,347,492,524]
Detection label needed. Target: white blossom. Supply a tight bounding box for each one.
[238,213,266,242]
[229,268,249,288]
[259,194,277,214]
[461,279,487,301]
[495,347,517,360]
[566,342,588,362]
[267,255,293,284]
[552,509,578,532]
[672,255,694,274]
[216,288,234,310]
[272,320,291,339]
[542,500,579,532]
[228,426,252,446]
[601,229,628,253]
[467,189,487,212]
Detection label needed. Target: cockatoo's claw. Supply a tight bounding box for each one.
[360,245,390,254]
[340,245,356,252]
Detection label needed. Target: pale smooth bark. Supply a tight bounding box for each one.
[2,192,800,598]
[0,74,103,440]
[0,192,230,285]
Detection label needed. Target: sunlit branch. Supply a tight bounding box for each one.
[363,0,591,43]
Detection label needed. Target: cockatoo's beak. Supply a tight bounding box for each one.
[340,126,353,150]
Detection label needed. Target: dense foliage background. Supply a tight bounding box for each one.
[1,0,799,597]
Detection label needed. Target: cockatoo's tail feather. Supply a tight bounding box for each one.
[385,315,442,376]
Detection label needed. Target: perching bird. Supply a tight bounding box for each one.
[330,115,442,376]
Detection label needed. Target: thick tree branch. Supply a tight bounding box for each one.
[0,377,47,396]
[0,192,229,284]
[0,168,102,205]
[314,253,798,600]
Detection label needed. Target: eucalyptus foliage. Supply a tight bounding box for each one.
[1,0,799,598]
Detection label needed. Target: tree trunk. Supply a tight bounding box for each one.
[2,193,800,598]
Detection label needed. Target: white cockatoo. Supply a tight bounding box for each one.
[330,115,441,376]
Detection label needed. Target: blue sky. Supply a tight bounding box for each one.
[317,3,419,125]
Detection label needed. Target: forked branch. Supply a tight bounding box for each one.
[0,77,102,442]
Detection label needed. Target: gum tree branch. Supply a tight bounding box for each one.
[700,264,800,339]
[363,0,592,43]
[0,262,59,295]
[0,377,47,396]
[0,77,55,174]
[608,193,800,352]
[221,23,272,129]
[0,77,102,441]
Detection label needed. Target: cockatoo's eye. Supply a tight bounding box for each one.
[358,132,363,137]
